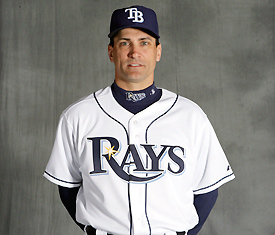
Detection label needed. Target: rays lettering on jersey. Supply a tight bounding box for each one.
[87,137,185,183]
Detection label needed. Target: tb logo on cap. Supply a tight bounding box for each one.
[125,8,144,23]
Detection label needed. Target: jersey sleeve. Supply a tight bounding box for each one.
[44,115,82,188]
[192,118,235,195]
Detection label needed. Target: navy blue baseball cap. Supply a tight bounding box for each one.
[108,5,160,39]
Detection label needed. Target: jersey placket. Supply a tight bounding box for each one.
[128,117,151,234]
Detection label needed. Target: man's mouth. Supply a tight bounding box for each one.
[128,63,142,67]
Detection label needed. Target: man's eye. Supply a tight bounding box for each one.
[141,41,149,46]
[120,42,128,46]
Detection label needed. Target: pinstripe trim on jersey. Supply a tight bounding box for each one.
[144,183,152,234]
[144,94,179,235]
[93,92,129,145]
[93,92,133,235]
[144,152,152,234]
[193,172,234,193]
[127,182,133,235]
[145,94,179,143]
[44,171,82,185]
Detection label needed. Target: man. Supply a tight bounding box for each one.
[44,5,235,235]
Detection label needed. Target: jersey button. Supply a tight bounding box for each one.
[135,135,140,139]
[133,120,138,125]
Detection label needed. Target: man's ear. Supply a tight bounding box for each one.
[108,45,114,62]
[156,43,162,62]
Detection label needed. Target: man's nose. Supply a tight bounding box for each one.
[128,44,140,58]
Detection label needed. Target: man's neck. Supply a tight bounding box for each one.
[114,79,154,91]
[111,82,162,114]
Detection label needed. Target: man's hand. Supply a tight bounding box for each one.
[85,225,96,235]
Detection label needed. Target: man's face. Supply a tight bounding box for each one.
[108,28,162,90]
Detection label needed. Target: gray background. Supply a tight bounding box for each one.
[0,0,274,234]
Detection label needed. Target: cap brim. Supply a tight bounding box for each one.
[108,26,160,39]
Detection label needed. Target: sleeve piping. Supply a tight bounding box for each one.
[44,171,82,185]
[193,172,235,193]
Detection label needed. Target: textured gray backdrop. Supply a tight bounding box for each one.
[0,0,274,234]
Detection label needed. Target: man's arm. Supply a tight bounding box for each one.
[58,186,96,233]
[58,186,217,235]
[58,186,85,230]
[187,189,218,235]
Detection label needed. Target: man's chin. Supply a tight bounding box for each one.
[122,74,145,83]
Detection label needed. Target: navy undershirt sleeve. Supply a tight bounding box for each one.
[59,186,218,234]
[187,189,218,235]
[58,186,86,231]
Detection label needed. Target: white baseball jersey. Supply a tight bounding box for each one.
[44,86,235,234]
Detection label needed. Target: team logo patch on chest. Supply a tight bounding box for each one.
[87,137,185,183]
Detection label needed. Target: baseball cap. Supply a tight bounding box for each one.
[108,5,160,39]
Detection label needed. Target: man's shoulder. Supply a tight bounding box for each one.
[161,88,206,114]
[61,86,112,117]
